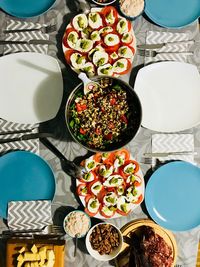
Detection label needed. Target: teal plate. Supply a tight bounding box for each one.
[145,161,200,231]
[0,0,56,18]
[145,0,200,28]
[0,151,55,219]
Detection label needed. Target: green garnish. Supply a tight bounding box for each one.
[78,17,85,28]
[90,200,97,209]
[121,204,128,213]
[87,161,95,169]
[93,185,101,190]
[83,172,91,181]
[117,62,125,68]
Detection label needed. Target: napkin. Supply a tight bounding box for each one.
[8,200,52,231]
[151,133,194,165]
[3,19,49,55]
[144,31,193,65]
[0,118,39,154]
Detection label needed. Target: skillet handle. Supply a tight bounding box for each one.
[40,138,82,178]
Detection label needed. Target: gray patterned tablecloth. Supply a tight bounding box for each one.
[0,1,200,267]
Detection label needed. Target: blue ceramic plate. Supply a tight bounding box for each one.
[0,151,55,218]
[0,0,56,18]
[145,0,200,28]
[145,161,200,231]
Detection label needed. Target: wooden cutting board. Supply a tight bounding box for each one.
[6,238,65,267]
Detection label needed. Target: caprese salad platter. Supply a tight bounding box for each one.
[76,148,144,219]
[62,6,136,77]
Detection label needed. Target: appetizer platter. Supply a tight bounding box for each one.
[62,6,136,77]
[76,148,144,219]
[116,219,177,267]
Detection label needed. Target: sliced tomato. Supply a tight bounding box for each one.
[115,148,130,162]
[127,45,136,55]
[95,128,102,135]
[120,114,128,124]
[97,187,107,202]
[126,174,142,187]
[93,153,102,163]
[113,58,132,75]
[101,6,118,25]
[64,49,74,65]
[127,20,132,32]
[104,132,113,140]
[84,207,98,217]
[76,183,89,197]
[80,159,85,167]
[80,128,86,135]
[116,208,131,216]
[76,103,87,112]
[99,205,115,218]
[132,194,143,204]
[105,43,120,54]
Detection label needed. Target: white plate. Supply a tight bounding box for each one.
[0,52,63,124]
[134,62,200,132]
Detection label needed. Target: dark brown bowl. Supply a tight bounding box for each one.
[65,76,142,153]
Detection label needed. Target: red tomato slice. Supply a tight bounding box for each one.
[116,208,131,216]
[101,6,118,25]
[120,114,128,124]
[132,194,143,204]
[97,187,107,202]
[99,205,115,218]
[113,58,132,75]
[64,49,74,64]
[93,153,102,163]
[76,183,88,197]
[127,20,132,32]
[126,174,142,187]
[105,44,120,54]
[115,148,130,162]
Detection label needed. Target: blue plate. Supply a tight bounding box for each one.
[145,161,200,231]
[0,0,56,18]
[0,151,55,219]
[145,0,200,28]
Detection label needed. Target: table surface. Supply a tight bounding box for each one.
[0,1,200,267]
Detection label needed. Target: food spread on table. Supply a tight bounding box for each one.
[119,0,145,18]
[89,223,120,255]
[76,148,144,218]
[62,6,136,77]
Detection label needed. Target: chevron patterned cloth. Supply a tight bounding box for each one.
[8,200,52,231]
[3,19,49,55]
[0,118,39,154]
[145,31,193,64]
[152,133,194,164]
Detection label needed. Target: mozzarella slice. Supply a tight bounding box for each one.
[116,18,129,34]
[103,174,123,187]
[99,26,113,35]
[76,38,93,53]
[123,162,136,175]
[103,192,117,206]
[99,164,113,178]
[118,46,134,59]
[91,181,103,195]
[122,32,133,44]
[117,196,131,212]
[104,33,120,46]
[88,12,103,29]
[90,30,101,42]
[101,206,115,217]
[113,58,128,74]
[117,185,125,196]
[85,156,96,171]
[93,51,109,67]
[105,9,116,25]
[97,63,113,76]
[70,53,86,69]
[72,14,88,31]
[81,62,95,77]
[114,154,125,169]
[126,186,142,203]
[67,31,79,49]
[110,52,118,60]
[126,174,141,185]
[87,197,100,214]
[81,171,95,182]
[88,45,105,60]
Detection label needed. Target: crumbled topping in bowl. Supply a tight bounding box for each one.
[120,0,144,18]
[64,211,90,237]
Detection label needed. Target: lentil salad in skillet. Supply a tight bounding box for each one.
[67,77,142,151]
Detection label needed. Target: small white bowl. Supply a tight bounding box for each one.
[63,210,91,238]
[85,222,123,261]
[91,0,117,6]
